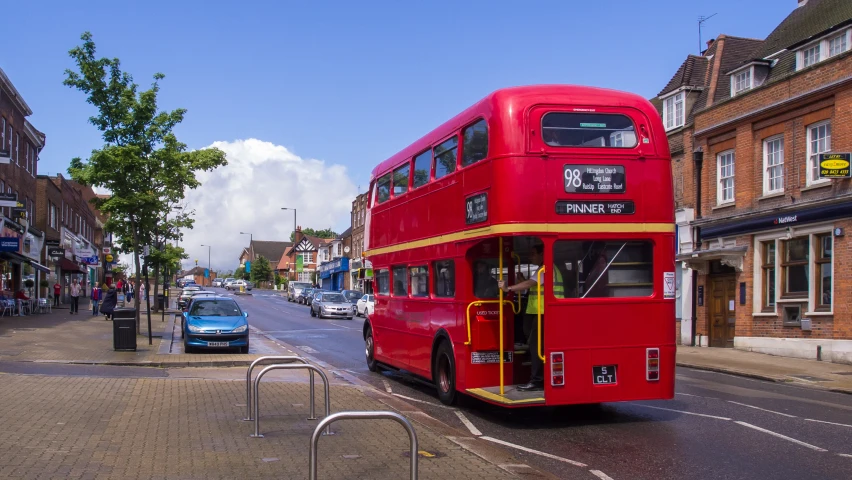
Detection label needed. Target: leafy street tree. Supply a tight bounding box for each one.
[235,265,249,281]
[250,255,272,284]
[289,227,338,242]
[65,32,227,331]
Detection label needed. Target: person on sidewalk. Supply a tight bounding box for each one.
[91,282,101,315]
[15,289,30,316]
[69,280,82,314]
[53,282,61,306]
[101,286,117,320]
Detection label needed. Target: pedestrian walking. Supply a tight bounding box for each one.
[140,283,147,301]
[101,286,117,321]
[69,279,82,314]
[91,282,101,315]
[53,281,61,306]
[126,282,134,303]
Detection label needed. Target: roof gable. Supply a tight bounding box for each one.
[295,237,315,252]
[250,240,292,262]
[753,0,852,58]
[657,55,710,97]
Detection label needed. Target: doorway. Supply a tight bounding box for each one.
[709,275,736,348]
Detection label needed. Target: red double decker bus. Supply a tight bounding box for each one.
[362,85,675,407]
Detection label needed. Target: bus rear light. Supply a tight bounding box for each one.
[550,352,565,387]
[646,348,660,382]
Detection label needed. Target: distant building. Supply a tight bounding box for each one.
[278,227,332,284]
[349,192,371,293]
[239,239,292,274]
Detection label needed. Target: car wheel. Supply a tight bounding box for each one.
[240,341,250,354]
[346,316,353,320]
[434,340,457,406]
[310,308,316,317]
[184,340,194,354]
[180,319,184,339]
[365,325,378,372]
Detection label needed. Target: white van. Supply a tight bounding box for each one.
[287,282,312,302]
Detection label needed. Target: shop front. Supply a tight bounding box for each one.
[318,257,349,291]
[349,258,373,294]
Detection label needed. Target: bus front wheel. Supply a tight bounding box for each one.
[365,326,378,372]
[434,341,457,406]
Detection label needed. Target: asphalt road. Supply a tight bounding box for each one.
[228,288,852,480]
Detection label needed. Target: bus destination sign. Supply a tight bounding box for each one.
[564,164,625,194]
[465,192,488,225]
[556,200,635,215]
[818,153,851,178]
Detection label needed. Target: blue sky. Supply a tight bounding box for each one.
[4,0,794,270]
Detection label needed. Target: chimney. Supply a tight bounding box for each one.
[706,39,715,49]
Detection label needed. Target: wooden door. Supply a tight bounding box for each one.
[709,276,736,348]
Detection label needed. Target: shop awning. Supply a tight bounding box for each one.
[699,200,852,240]
[0,251,29,263]
[57,256,87,273]
[677,246,748,273]
[27,260,50,273]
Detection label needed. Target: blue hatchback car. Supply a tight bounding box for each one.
[182,296,250,353]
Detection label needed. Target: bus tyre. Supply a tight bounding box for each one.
[434,341,457,406]
[365,325,378,372]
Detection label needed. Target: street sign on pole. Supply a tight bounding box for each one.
[245,261,251,273]
[204,268,209,278]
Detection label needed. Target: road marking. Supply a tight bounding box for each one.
[454,411,482,436]
[727,401,797,418]
[480,436,587,467]
[838,453,852,459]
[382,380,392,393]
[296,345,318,354]
[675,392,701,397]
[634,404,732,420]
[805,418,852,428]
[264,329,344,333]
[391,393,455,410]
[734,421,827,452]
[590,470,615,480]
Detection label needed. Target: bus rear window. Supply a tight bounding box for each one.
[553,240,653,298]
[542,113,637,148]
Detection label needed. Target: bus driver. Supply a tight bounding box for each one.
[498,243,563,391]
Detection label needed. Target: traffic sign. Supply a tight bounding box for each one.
[663,272,675,299]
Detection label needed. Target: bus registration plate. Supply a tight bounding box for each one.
[593,365,617,384]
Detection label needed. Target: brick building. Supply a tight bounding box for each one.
[656,0,852,364]
[0,67,48,295]
[348,192,371,293]
[318,227,352,290]
[277,227,331,284]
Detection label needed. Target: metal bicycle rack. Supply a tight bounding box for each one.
[243,356,313,421]
[309,411,418,480]
[251,364,331,438]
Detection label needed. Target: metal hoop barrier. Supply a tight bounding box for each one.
[309,411,418,480]
[251,364,331,438]
[244,356,313,421]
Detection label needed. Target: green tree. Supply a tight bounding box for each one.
[250,255,272,284]
[65,32,227,330]
[289,227,338,242]
[235,265,249,280]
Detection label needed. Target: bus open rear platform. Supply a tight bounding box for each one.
[466,386,545,406]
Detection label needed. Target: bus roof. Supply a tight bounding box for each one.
[370,85,660,180]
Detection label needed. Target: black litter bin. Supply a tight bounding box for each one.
[157,294,167,310]
[112,307,137,351]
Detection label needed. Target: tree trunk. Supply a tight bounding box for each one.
[152,264,160,312]
[131,217,143,334]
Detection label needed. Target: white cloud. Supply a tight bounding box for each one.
[175,138,358,273]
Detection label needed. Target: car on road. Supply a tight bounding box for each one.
[297,287,314,304]
[178,286,205,309]
[308,289,328,307]
[222,278,236,288]
[226,279,253,291]
[212,278,224,287]
[356,294,374,317]
[182,296,250,353]
[180,291,220,332]
[340,290,363,315]
[310,292,353,320]
[288,282,312,302]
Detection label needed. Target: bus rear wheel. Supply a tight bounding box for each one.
[434,341,457,406]
[365,326,378,372]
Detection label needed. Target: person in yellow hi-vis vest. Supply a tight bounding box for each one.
[498,244,563,391]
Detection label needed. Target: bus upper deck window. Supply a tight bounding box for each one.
[434,136,459,179]
[376,173,391,203]
[393,163,410,196]
[542,113,637,148]
[461,119,488,167]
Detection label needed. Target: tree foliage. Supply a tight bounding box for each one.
[64,32,227,327]
[289,227,338,242]
[235,265,249,281]
[250,255,272,284]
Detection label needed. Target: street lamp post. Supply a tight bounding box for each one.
[201,244,211,286]
[281,208,297,281]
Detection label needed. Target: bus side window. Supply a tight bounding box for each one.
[433,260,455,298]
[409,266,429,297]
[461,119,488,167]
[392,266,408,296]
[434,136,458,179]
[412,150,432,189]
[377,173,391,203]
[376,270,390,295]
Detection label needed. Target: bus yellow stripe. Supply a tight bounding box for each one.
[363,222,674,257]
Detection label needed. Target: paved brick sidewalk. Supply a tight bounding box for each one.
[677,346,852,394]
[0,374,518,479]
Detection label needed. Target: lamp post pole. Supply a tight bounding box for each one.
[201,245,211,286]
[282,208,297,281]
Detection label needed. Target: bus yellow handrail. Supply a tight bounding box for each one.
[499,237,504,396]
[464,300,515,346]
[536,266,546,363]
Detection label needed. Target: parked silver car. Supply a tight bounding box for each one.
[310,292,353,320]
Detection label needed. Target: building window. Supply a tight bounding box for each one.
[717,150,735,204]
[392,266,408,296]
[409,266,429,297]
[781,237,809,298]
[807,121,831,184]
[829,33,848,56]
[663,92,684,131]
[802,44,820,68]
[335,243,342,257]
[432,260,454,298]
[300,251,312,264]
[763,136,784,194]
[761,241,776,310]
[732,69,752,95]
[816,234,832,310]
[0,118,5,147]
[297,271,312,283]
[376,269,390,295]
[14,133,19,164]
